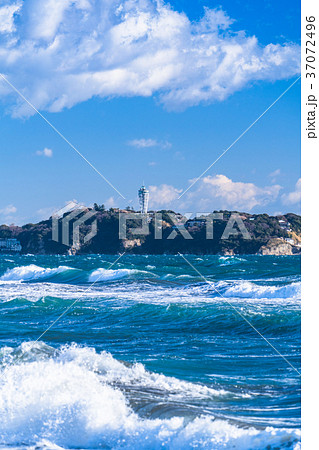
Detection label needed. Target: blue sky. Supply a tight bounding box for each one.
[0,0,300,225]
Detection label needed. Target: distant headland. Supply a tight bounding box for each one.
[0,206,301,256]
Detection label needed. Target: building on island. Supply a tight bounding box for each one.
[278,219,292,232]
[0,238,22,253]
[185,218,206,230]
[138,185,149,214]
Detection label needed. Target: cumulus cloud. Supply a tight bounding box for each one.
[149,175,281,211]
[0,0,300,116]
[36,147,53,157]
[281,178,301,205]
[149,184,182,207]
[0,204,17,215]
[0,1,21,34]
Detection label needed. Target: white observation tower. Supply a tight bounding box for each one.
[138,185,149,214]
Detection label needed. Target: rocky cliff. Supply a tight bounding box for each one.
[259,238,301,256]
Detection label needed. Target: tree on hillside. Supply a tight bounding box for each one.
[93,203,105,212]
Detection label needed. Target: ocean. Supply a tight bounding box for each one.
[0,254,301,449]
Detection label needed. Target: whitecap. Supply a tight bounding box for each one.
[221,280,301,299]
[0,264,76,282]
[88,268,138,282]
[0,343,301,450]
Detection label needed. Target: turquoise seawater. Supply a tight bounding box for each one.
[0,254,301,449]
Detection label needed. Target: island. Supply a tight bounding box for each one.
[0,207,301,256]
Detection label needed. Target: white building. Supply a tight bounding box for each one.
[278,219,292,232]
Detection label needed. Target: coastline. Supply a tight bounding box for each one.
[0,209,301,257]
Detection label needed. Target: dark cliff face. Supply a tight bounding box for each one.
[0,210,301,255]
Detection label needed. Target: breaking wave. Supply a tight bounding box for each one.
[220,280,301,299]
[0,265,142,284]
[0,343,300,450]
[88,268,139,283]
[218,256,247,266]
[0,264,77,282]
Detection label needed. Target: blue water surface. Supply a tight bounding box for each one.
[0,255,301,449]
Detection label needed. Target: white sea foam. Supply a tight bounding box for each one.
[0,343,300,450]
[0,262,300,306]
[221,280,301,299]
[218,256,247,266]
[0,279,301,306]
[56,344,233,399]
[88,268,138,283]
[0,265,142,285]
[0,264,75,282]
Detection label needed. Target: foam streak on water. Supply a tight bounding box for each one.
[0,255,301,449]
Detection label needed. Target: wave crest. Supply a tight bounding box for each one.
[88,268,138,283]
[221,280,301,299]
[0,265,141,284]
[0,343,300,449]
[0,264,76,282]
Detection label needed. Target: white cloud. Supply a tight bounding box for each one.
[281,178,301,205]
[103,197,116,208]
[0,204,17,215]
[149,175,281,211]
[160,141,171,149]
[128,138,171,149]
[269,169,281,178]
[0,1,21,34]
[183,175,281,211]
[37,199,85,220]
[128,138,158,148]
[149,184,182,207]
[36,206,56,220]
[269,168,281,183]
[0,1,300,116]
[36,147,53,157]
